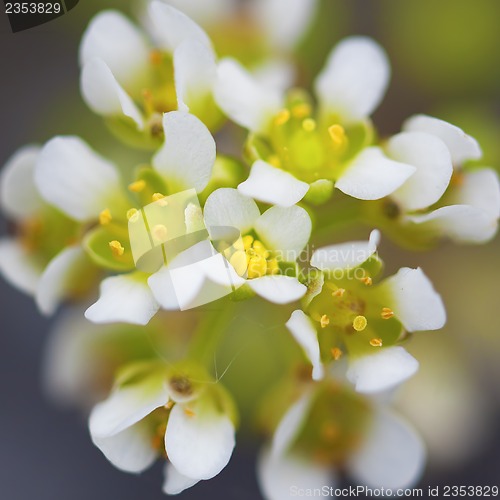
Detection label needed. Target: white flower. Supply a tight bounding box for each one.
[215,37,416,205]
[89,362,236,494]
[203,187,311,303]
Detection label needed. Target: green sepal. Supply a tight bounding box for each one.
[230,283,255,301]
[304,179,334,205]
[105,116,163,151]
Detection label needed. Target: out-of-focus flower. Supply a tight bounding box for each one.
[203,187,310,304]
[286,230,446,392]
[89,361,237,495]
[215,37,417,206]
[79,3,222,148]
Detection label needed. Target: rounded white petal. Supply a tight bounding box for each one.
[252,0,318,51]
[0,145,43,220]
[148,266,186,311]
[248,276,306,304]
[0,238,41,295]
[79,10,149,89]
[152,111,216,192]
[380,267,446,332]
[36,246,87,316]
[403,114,482,165]
[258,448,336,500]
[34,136,123,221]
[238,160,309,207]
[455,168,500,219]
[348,408,426,490]
[80,58,144,129]
[165,402,235,480]
[163,463,200,495]
[92,419,157,474]
[285,310,324,380]
[388,132,453,211]
[174,39,217,113]
[315,36,390,123]
[252,59,296,92]
[162,0,235,26]
[271,390,314,458]
[346,346,419,394]
[255,205,312,260]
[215,58,284,134]
[336,147,416,200]
[148,1,213,53]
[89,371,169,438]
[85,273,160,326]
[204,188,260,234]
[407,205,498,244]
[311,229,380,271]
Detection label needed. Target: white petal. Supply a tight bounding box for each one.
[204,188,260,234]
[258,448,336,500]
[79,10,149,89]
[407,205,498,244]
[89,370,169,438]
[174,39,217,113]
[215,59,284,134]
[380,267,446,332]
[255,205,312,260]
[252,0,318,50]
[34,136,123,221]
[85,273,160,326]
[165,402,235,480]
[248,276,306,304]
[0,145,43,219]
[148,1,213,53]
[311,229,380,271]
[455,168,500,219]
[403,114,482,165]
[315,36,390,123]
[346,346,419,394]
[238,160,309,207]
[162,0,235,26]
[285,310,324,380]
[163,463,200,495]
[348,408,426,490]
[271,390,314,458]
[0,238,41,295]
[80,58,144,129]
[388,132,453,211]
[336,147,416,200]
[153,111,216,193]
[252,59,296,92]
[35,246,87,316]
[148,265,187,311]
[92,419,157,474]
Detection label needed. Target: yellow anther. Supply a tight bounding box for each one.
[109,240,125,257]
[247,254,267,279]
[381,307,395,320]
[99,208,112,226]
[361,276,373,286]
[252,240,270,258]
[274,109,291,126]
[302,118,317,132]
[322,423,340,441]
[331,347,343,361]
[229,251,248,277]
[332,288,346,298]
[128,180,146,193]
[127,208,139,222]
[242,235,254,250]
[353,315,368,332]
[152,224,168,243]
[149,49,163,65]
[370,338,383,347]
[292,103,312,119]
[267,258,280,275]
[328,124,347,148]
[320,315,330,328]
[184,408,195,418]
[268,155,281,168]
[152,192,168,207]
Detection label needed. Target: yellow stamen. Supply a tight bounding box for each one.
[360,276,372,286]
[149,49,163,65]
[322,423,340,441]
[302,118,316,132]
[274,109,291,126]
[381,307,394,320]
[184,408,195,418]
[331,347,343,361]
[229,251,248,276]
[152,224,168,243]
[247,254,267,279]
[320,315,330,328]
[332,288,345,298]
[292,103,311,119]
[370,338,383,347]
[328,124,347,148]
[99,208,112,226]
[109,240,125,257]
[252,240,270,258]
[128,180,146,193]
[267,258,280,275]
[242,235,254,250]
[353,315,368,332]
[127,208,139,222]
[152,192,168,207]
